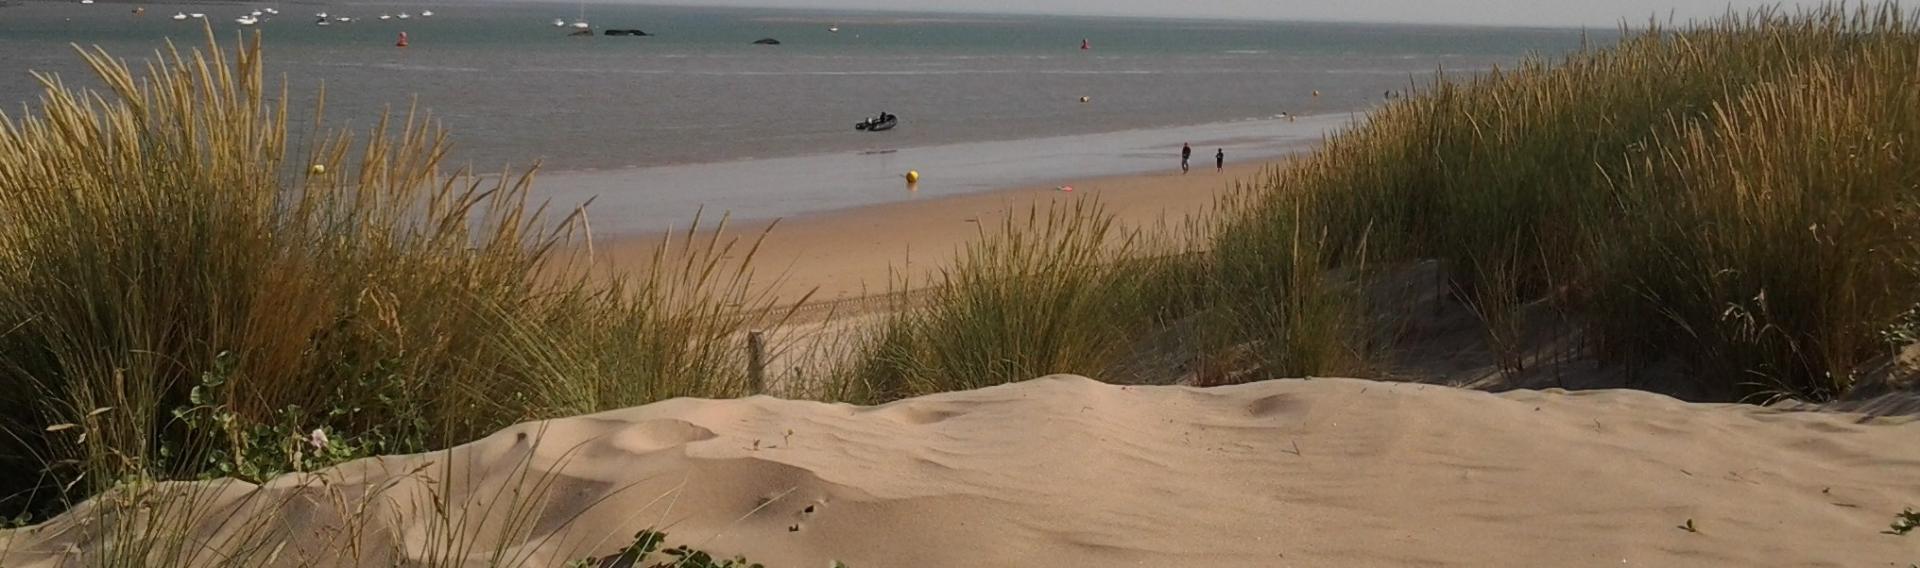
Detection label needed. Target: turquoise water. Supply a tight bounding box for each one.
[1,2,1597,173]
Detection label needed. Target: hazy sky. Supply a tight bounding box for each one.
[613,1,1827,28]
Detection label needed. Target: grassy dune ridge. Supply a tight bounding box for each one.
[869,2,1920,402]
[0,30,781,519]
[0,1,1917,560]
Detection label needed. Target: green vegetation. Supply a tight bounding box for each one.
[1890,508,1919,535]
[842,201,1178,400]
[867,2,1920,403]
[6,0,1920,562]
[567,529,781,568]
[0,31,780,521]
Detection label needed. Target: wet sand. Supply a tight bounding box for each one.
[534,113,1350,236]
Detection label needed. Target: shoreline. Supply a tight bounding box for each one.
[582,159,1286,303]
[535,113,1351,238]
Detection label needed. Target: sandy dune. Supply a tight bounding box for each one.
[4,376,1916,566]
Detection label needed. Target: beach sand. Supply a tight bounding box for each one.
[583,160,1279,304]
[5,376,1915,566]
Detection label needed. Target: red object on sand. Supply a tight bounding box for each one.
[396,32,409,48]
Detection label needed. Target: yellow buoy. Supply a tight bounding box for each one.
[905,170,920,183]
[309,164,327,175]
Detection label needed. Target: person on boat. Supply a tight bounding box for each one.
[1181,143,1192,174]
[1216,148,1225,171]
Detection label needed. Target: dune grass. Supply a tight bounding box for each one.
[840,201,1185,401]
[0,30,780,521]
[1203,2,1920,400]
[861,2,1920,403]
[7,0,1920,560]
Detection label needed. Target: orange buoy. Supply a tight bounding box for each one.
[396,32,410,48]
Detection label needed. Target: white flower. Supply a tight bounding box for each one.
[309,428,330,451]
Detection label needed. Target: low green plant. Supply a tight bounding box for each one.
[567,529,775,568]
[1888,508,1919,535]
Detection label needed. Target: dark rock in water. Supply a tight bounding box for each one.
[752,38,781,45]
[604,29,651,36]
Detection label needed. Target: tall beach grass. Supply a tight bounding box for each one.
[0,30,779,520]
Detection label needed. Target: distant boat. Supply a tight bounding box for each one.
[78,0,93,5]
[397,12,410,19]
[315,11,328,18]
[263,8,278,15]
[552,18,566,27]
[854,113,897,132]
[235,15,258,25]
[378,14,391,20]
[189,12,205,19]
[569,0,588,29]
[172,12,187,20]
[131,6,143,14]
[315,18,328,26]
[336,16,352,22]
[829,26,839,33]
[420,10,433,17]
[250,10,262,16]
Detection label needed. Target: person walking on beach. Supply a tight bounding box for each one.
[1181,143,1192,174]
[1215,148,1224,171]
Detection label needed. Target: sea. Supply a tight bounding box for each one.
[0,1,1597,233]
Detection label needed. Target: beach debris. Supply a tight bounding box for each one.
[1677,518,1698,533]
[1056,185,1073,192]
[1080,96,1090,103]
[753,37,781,45]
[309,164,327,175]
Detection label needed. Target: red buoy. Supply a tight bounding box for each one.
[396,32,410,48]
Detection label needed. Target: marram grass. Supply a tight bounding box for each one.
[0,29,779,519]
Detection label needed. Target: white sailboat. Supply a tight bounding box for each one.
[570,0,589,29]
[378,13,391,20]
[552,18,566,27]
[420,10,433,17]
[189,12,205,18]
[235,15,258,25]
[171,12,188,20]
[397,12,410,19]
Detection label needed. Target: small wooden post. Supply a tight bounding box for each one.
[747,330,767,395]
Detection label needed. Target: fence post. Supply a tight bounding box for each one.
[747,330,767,395]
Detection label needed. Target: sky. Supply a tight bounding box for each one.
[606,0,1828,28]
